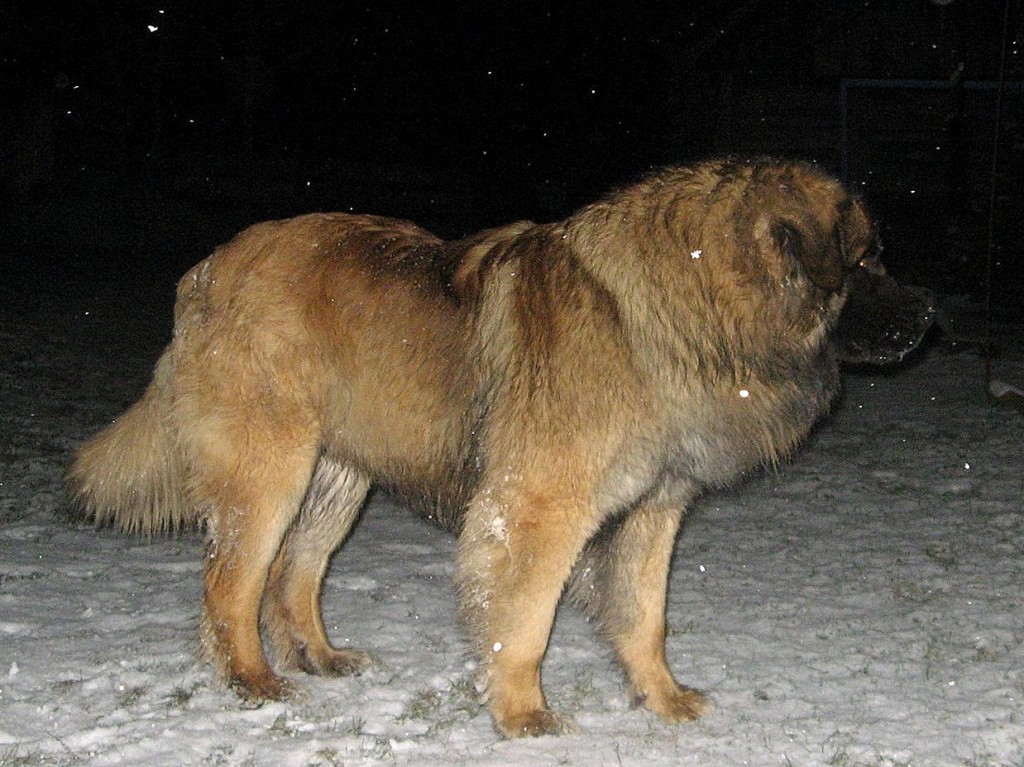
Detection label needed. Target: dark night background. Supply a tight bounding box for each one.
[2,0,1022,311]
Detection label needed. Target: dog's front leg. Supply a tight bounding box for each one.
[585,494,709,722]
[456,481,594,738]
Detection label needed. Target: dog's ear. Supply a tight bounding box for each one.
[770,193,874,292]
[770,211,844,291]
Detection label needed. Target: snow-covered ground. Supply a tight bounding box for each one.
[2,278,1022,767]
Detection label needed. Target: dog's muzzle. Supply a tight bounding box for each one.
[834,267,936,366]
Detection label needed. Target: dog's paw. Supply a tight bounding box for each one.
[495,708,579,738]
[230,670,298,703]
[299,647,374,678]
[632,683,709,723]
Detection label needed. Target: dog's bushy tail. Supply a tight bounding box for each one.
[66,352,192,535]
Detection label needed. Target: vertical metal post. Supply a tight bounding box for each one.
[840,79,849,184]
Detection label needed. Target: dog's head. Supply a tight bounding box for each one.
[749,161,935,365]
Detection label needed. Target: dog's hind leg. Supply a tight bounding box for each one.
[570,485,708,723]
[263,456,373,677]
[192,420,320,702]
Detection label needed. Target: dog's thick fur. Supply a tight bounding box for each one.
[69,158,905,737]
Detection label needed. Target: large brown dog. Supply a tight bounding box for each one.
[68,158,932,738]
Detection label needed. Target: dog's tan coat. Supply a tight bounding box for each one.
[70,158,879,736]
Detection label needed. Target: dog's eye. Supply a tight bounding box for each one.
[855,253,887,277]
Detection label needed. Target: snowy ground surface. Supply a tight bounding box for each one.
[1,277,1022,767]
